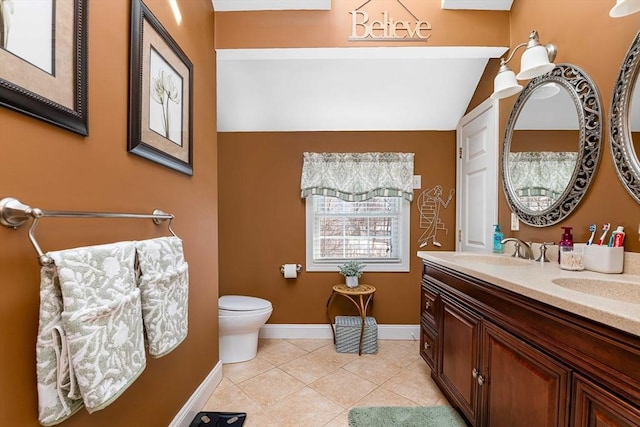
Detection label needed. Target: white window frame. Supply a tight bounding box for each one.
[305,196,410,272]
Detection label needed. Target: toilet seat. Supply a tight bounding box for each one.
[219,295,272,312]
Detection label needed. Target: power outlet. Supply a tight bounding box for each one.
[413,175,421,189]
[511,212,520,231]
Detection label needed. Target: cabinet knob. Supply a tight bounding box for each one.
[477,374,485,386]
[424,342,431,350]
[425,301,431,310]
[472,368,485,385]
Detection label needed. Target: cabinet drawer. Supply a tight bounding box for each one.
[421,284,438,326]
[420,323,437,370]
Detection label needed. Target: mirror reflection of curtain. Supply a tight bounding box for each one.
[508,152,578,211]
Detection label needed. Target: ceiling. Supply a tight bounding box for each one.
[515,84,579,130]
[212,0,514,12]
[213,1,512,132]
[217,47,506,132]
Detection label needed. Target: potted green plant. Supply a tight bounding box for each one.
[338,260,365,288]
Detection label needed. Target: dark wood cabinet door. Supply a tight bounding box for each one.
[439,296,481,426]
[481,322,570,427]
[420,323,437,370]
[572,374,640,427]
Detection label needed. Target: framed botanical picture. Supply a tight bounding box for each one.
[129,0,193,176]
[0,0,88,135]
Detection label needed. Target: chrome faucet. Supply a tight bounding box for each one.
[535,242,555,263]
[500,238,534,260]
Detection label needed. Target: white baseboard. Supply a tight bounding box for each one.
[259,323,334,339]
[169,361,223,427]
[259,323,421,340]
[376,324,421,340]
[172,323,420,424]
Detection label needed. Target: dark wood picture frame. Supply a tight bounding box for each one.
[0,0,89,135]
[128,0,193,176]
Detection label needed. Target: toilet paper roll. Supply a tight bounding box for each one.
[283,264,298,279]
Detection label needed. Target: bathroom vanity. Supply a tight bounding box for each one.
[418,251,640,427]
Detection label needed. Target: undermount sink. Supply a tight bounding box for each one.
[551,277,640,304]
[452,254,531,267]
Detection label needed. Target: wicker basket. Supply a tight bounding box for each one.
[335,316,378,354]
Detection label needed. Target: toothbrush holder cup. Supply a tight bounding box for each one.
[583,245,624,274]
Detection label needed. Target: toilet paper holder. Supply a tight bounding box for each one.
[280,264,302,274]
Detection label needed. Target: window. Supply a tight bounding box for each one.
[306,195,410,272]
[300,152,414,272]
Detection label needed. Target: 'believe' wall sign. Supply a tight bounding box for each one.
[348,0,431,42]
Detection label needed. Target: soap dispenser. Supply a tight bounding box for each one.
[558,226,574,263]
[492,224,504,254]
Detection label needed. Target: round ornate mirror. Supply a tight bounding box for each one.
[610,31,640,204]
[502,63,603,227]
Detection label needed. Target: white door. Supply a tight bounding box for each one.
[456,98,499,252]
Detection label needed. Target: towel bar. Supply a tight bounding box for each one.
[0,197,176,266]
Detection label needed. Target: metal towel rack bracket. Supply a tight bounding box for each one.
[0,197,176,266]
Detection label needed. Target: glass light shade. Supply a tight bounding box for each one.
[516,44,555,80]
[491,68,523,100]
[610,0,640,17]
[530,82,561,100]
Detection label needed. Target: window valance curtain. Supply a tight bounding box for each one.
[508,151,578,195]
[300,152,415,202]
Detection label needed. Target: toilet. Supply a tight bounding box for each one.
[218,295,273,364]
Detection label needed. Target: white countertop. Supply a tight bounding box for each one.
[418,251,640,337]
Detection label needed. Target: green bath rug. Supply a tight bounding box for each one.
[348,405,466,427]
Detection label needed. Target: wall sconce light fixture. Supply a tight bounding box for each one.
[491,30,557,100]
[610,0,640,17]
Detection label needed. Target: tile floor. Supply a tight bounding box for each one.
[201,339,451,426]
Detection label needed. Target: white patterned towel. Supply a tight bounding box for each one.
[36,265,84,426]
[49,242,146,413]
[135,237,189,358]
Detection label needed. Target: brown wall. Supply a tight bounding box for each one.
[0,1,218,426]
[494,0,640,251]
[217,1,640,333]
[218,132,456,324]
[215,0,509,48]
[2,0,635,425]
[511,130,579,152]
[214,1,509,327]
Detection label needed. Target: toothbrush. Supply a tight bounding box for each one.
[586,224,596,245]
[596,223,610,245]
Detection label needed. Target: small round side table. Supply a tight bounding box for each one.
[326,284,376,355]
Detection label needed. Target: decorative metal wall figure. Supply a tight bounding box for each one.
[417,185,454,248]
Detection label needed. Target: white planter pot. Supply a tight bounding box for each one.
[345,276,359,288]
